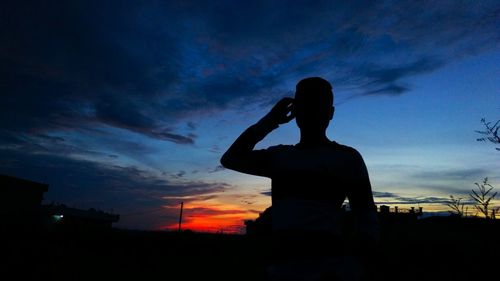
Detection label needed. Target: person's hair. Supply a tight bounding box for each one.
[295,77,333,106]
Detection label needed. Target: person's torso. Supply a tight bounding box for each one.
[267,141,359,233]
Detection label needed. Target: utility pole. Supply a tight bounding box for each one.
[178,202,184,232]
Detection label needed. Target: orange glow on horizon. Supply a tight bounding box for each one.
[161,201,261,234]
[159,190,270,234]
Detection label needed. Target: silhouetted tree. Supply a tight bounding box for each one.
[446,195,468,217]
[470,177,497,218]
[476,118,500,151]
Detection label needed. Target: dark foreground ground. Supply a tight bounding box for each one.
[2,217,499,280]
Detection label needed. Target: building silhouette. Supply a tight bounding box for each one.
[1,174,119,233]
[378,204,423,224]
[42,204,119,231]
[1,174,48,231]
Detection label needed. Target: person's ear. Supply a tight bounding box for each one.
[329,106,335,120]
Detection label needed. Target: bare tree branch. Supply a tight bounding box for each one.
[476,118,500,151]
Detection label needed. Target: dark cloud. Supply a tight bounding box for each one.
[413,168,488,181]
[184,207,247,217]
[0,130,112,158]
[374,193,454,205]
[227,193,260,205]
[263,189,453,206]
[187,122,197,130]
[93,95,196,144]
[0,0,181,143]
[2,0,498,146]
[209,165,226,173]
[210,145,221,153]
[261,190,272,197]
[373,190,471,205]
[149,130,196,145]
[0,129,158,162]
[373,191,399,198]
[353,57,443,97]
[160,194,221,206]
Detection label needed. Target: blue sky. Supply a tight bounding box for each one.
[1,0,499,231]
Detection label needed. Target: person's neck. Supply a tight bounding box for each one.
[298,131,330,147]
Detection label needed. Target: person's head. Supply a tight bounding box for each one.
[293,77,334,133]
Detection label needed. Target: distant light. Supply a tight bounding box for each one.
[52,214,64,221]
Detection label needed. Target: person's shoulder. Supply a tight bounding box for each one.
[329,141,357,152]
[329,141,363,158]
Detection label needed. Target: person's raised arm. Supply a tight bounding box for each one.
[220,97,294,176]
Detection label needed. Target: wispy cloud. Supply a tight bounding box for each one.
[412,168,488,181]
[260,190,272,197]
[209,165,226,173]
[373,191,454,205]
[373,191,399,198]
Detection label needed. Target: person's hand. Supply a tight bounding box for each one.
[261,97,295,126]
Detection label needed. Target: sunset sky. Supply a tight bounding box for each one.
[1,1,499,233]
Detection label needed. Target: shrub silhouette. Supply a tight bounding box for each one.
[446,195,468,217]
[469,177,497,219]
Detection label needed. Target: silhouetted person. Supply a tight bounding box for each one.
[221,77,379,281]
